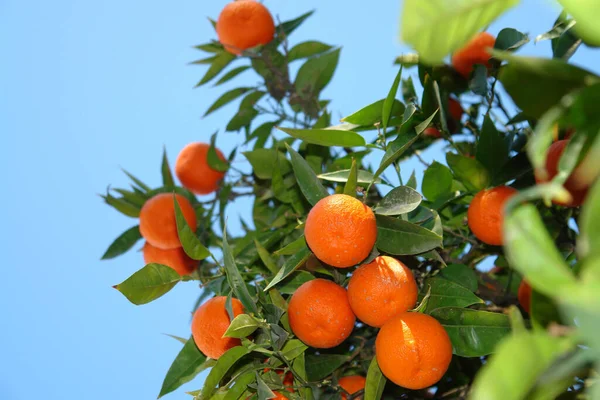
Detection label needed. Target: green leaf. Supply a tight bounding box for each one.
[342,99,405,127]
[223,314,261,338]
[254,239,279,274]
[243,149,292,180]
[288,41,333,62]
[376,215,443,255]
[278,10,315,37]
[430,308,511,357]
[400,0,520,64]
[121,169,151,192]
[382,67,403,132]
[292,353,314,400]
[470,332,574,400]
[201,346,250,399]
[226,91,264,132]
[495,51,600,119]
[277,127,366,147]
[422,277,483,313]
[281,339,308,361]
[207,132,229,172]
[194,42,223,53]
[161,147,175,188]
[214,66,251,86]
[173,196,209,261]
[364,357,386,400]
[406,170,417,189]
[278,271,315,295]
[196,51,236,87]
[343,159,358,196]
[101,225,142,260]
[223,371,255,400]
[203,87,251,117]
[557,0,600,46]
[579,179,600,259]
[318,169,382,185]
[402,76,417,103]
[101,192,141,218]
[294,49,341,95]
[476,115,509,176]
[114,263,181,305]
[158,338,208,398]
[494,28,530,51]
[274,235,307,256]
[422,162,453,202]
[446,152,491,192]
[469,64,488,95]
[264,247,312,291]
[439,264,478,292]
[305,354,348,381]
[374,186,422,216]
[256,374,276,399]
[223,228,260,316]
[286,144,329,206]
[504,204,578,298]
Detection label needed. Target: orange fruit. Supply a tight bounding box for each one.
[175,142,226,195]
[423,127,442,138]
[376,312,453,390]
[142,241,196,276]
[139,193,197,250]
[534,140,589,207]
[305,194,377,268]
[518,280,532,314]
[467,186,518,246]
[191,296,244,359]
[452,32,496,78]
[216,0,275,55]
[339,375,366,400]
[288,279,356,348]
[347,256,418,327]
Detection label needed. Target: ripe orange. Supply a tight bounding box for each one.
[216,0,275,55]
[452,32,496,78]
[423,127,442,138]
[447,97,464,134]
[534,140,589,207]
[139,193,197,249]
[518,280,532,314]
[175,142,226,195]
[191,296,244,359]
[376,312,453,390]
[142,242,196,276]
[467,186,518,246]
[347,256,418,327]
[339,375,366,400]
[305,194,377,268]
[288,279,356,348]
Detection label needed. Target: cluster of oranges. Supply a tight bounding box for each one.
[138,142,226,276]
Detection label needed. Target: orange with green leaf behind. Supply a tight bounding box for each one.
[288,278,356,348]
[467,185,518,246]
[139,193,197,250]
[304,194,377,268]
[142,242,196,276]
[518,280,532,314]
[191,296,244,359]
[347,255,418,327]
[175,142,226,195]
[339,375,366,400]
[217,0,275,55]
[451,32,496,78]
[376,311,453,390]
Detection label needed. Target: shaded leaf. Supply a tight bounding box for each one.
[174,196,210,261]
[294,49,341,95]
[286,144,329,206]
[439,264,478,292]
[196,51,236,87]
[264,247,312,291]
[158,338,208,398]
[200,346,250,399]
[274,235,307,256]
[223,228,260,315]
[494,28,530,51]
[305,354,348,381]
[214,66,251,86]
[204,87,251,117]
[243,149,292,180]
[288,41,333,62]
[446,152,491,192]
[343,99,405,127]
[476,115,509,176]
[101,225,142,260]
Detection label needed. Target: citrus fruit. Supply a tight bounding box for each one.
[347,255,418,327]
[288,279,356,348]
[191,296,244,359]
[175,142,226,195]
[139,193,197,249]
[142,241,196,276]
[424,127,442,138]
[216,0,275,55]
[376,312,453,390]
[339,375,366,400]
[518,280,532,314]
[467,186,518,246]
[305,194,377,268]
[452,32,496,78]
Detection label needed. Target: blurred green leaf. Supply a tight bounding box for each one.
[431,307,511,357]
[446,152,491,192]
[294,49,341,96]
[439,264,478,292]
[243,149,292,180]
[394,53,419,67]
[422,277,483,313]
[121,169,151,192]
[364,357,386,400]
[214,66,251,86]
[174,196,210,261]
[579,178,600,259]
[305,354,348,381]
[264,247,312,291]
[376,215,443,255]
[195,51,236,87]
[161,147,175,188]
[402,76,417,103]
[226,91,265,132]
[278,10,315,37]
[207,132,229,172]
[274,235,307,256]
[382,66,403,132]
[557,0,600,46]
[101,226,142,260]
[254,239,279,274]
[223,227,259,316]
[286,144,329,206]
[158,338,208,398]
[469,64,488,95]
[223,314,261,338]
[288,41,333,62]
[476,115,509,176]
[422,162,453,202]
[101,192,141,218]
[343,99,405,127]
[194,42,223,53]
[374,186,422,215]
[343,158,358,196]
[401,0,519,64]
[201,346,250,399]
[494,28,529,51]
[293,353,314,400]
[204,87,251,117]
[114,263,181,305]
[277,127,365,147]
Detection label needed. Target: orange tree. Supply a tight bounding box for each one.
[100,0,600,398]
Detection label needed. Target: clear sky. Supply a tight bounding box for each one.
[1,0,598,399]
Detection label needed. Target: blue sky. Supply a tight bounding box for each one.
[1,0,598,399]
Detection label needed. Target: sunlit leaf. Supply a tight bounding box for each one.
[114,263,181,305]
